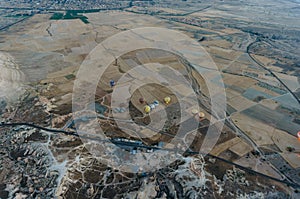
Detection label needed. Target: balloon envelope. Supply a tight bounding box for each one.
[191,109,199,114]
[164,97,171,104]
[144,105,151,113]
[198,112,205,118]
[139,98,145,103]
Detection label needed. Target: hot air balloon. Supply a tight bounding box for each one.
[144,105,151,113]
[191,109,199,115]
[164,97,171,105]
[153,100,159,106]
[198,112,205,118]
[150,104,156,110]
[195,112,205,121]
[139,97,145,104]
[110,79,115,87]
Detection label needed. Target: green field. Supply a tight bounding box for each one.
[50,10,90,24]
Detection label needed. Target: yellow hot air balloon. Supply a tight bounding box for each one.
[144,105,151,113]
[198,112,205,118]
[164,97,171,105]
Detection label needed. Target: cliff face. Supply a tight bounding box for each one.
[0,51,26,107]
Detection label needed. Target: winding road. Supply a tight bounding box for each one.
[247,39,300,104]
